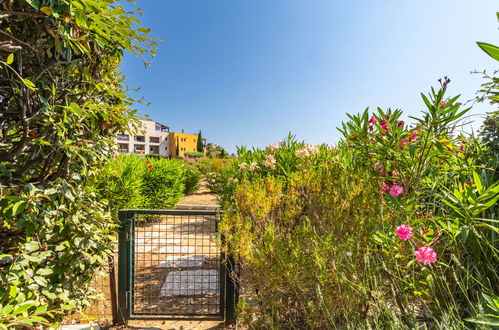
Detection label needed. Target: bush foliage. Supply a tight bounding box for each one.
[215,84,499,328]
[0,0,155,326]
[94,154,201,217]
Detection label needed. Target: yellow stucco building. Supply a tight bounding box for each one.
[169,132,202,157]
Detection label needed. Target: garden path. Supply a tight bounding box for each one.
[125,179,223,329]
[176,180,218,207]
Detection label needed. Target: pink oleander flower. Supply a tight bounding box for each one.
[382,183,390,192]
[263,154,276,169]
[459,145,465,151]
[400,139,409,147]
[351,133,358,138]
[381,124,391,133]
[378,168,386,176]
[374,162,380,168]
[409,134,418,142]
[389,185,404,197]
[369,116,377,124]
[303,169,308,173]
[380,119,387,125]
[369,125,374,132]
[266,144,278,152]
[297,163,302,168]
[397,120,405,127]
[248,162,259,171]
[147,165,153,169]
[396,224,413,241]
[415,246,437,265]
[296,148,310,159]
[440,101,446,108]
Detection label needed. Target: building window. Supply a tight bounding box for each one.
[165,147,168,150]
[117,134,129,141]
[150,145,159,154]
[149,136,160,143]
[134,144,145,154]
[118,143,128,153]
[134,136,145,142]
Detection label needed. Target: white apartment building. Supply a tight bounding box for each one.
[116,119,171,157]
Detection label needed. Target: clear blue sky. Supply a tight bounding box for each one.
[122,0,498,153]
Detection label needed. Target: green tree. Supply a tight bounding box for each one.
[205,142,227,158]
[197,130,204,152]
[0,0,156,326]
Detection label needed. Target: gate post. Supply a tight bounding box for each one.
[116,210,131,325]
[225,254,239,325]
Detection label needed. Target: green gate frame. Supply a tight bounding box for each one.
[116,209,238,325]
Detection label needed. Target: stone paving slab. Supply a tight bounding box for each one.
[155,245,196,254]
[157,255,206,268]
[159,269,218,297]
[60,325,100,330]
[147,238,182,245]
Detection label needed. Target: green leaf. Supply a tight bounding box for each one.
[36,268,53,276]
[465,317,499,326]
[13,301,35,315]
[6,53,14,65]
[40,6,52,16]
[22,79,37,91]
[12,201,26,216]
[9,285,17,298]
[0,254,13,263]
[460,226,469,244]
[25,241,39,252]
[477,42,499,61]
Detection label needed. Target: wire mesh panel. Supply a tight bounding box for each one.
[130,210,222,317]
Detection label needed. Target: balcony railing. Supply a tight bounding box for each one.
[117,135,129,141]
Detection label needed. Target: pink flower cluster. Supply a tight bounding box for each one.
[396,224,412,240]
[376,163,404,197]
[415,246,437,265]
[263,154,276,169]
[396,224,438,265]
[296,144,319,159]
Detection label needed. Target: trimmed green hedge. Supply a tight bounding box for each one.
[94,154,201,217]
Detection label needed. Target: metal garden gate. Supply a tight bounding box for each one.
[116,209,237,325]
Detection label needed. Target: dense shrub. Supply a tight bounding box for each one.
[182,165,202,194]
[94,154,202,215]
[93,154,145,217]
[141,158,185,209]
[0,0,155,327]
[216,84,499,328]
[185,151,204,158]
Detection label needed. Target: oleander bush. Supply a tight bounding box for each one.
[94,155,181,215]
[141,158,185,209]
[217,83,499,328]
[182,165,202,194]
[94,154,203,217]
